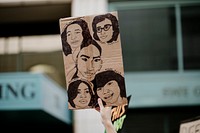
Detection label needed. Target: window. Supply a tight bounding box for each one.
[181,5,200,70]
[118,7,177,71]
[110,1,200,72]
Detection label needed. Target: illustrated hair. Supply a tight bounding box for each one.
[71,38,102,80]
[93,70,126,98]
[61,19,92,56]
[92,13,119,43]
[67,78,94,108]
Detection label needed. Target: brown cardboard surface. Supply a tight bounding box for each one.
[59,11,128,110]
[179,116,200,133]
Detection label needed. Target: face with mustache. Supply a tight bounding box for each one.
[77,44,102,81]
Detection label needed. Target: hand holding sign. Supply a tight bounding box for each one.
[97,98,117,133]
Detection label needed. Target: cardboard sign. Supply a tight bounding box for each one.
[179,116,200,133]
[59,11,128,110]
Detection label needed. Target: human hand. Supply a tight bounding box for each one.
[96,98,117,133]
[97,98,112,125]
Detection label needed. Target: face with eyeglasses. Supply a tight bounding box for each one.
[96,18,113,43]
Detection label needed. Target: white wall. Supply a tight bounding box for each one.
[74,109,105,133]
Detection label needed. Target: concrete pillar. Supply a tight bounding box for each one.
[71,1,108,133]
[71,0,108,17]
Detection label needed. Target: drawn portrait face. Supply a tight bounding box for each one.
[61,19,92,57]
[73,82,92,108]
[97,80,120,104]
[93,70,127,106]
[68,79,93,109]
[92,13,119,44]
[76,41,102,81]
[96,18,113,43]
[66,24,83,50]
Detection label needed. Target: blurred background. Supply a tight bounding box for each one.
[0,0,200,133]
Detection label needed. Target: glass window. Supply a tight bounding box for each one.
[118,7,177,72]
[181,5,200,70]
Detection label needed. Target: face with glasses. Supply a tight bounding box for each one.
[96,18,113,43]
[76,42,102,81]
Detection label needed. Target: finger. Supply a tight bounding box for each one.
[98,98,104,109]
